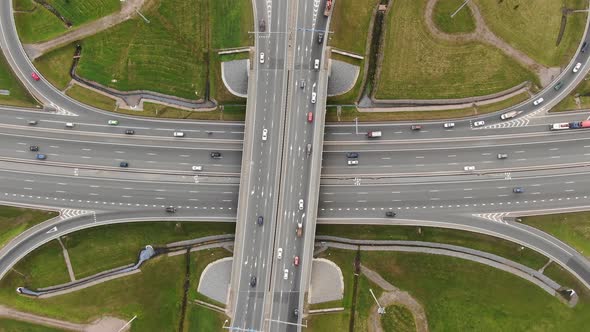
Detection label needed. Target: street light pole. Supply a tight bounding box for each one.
[369,288,385,315]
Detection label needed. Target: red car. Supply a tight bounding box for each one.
[294,256,300,266]
[307,112,313,123]
[31,72,40,81]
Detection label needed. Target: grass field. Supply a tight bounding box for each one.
[65,84,116,111]
[375,0,537,100]
[33,43,76,90]
[0,206,58,250]
[329,0,378,55]
[381,304,416,332]
[520,212,590,258]
[210,0,253,49]
[433,0,476,34]
[0,52,39,108]
[9,240,70,289]
[13,0,121,44]
[363,251,590,331]
[316,224,548,270]
[76,0,206,100]
[0,254,186,331]
[474,0,587,67]
[62,221,235,279]
[326,92,529,122]
[0,248,228,331]
[0,318,66,332]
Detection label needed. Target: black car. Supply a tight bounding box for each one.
[259,19,265,32]
[346,152,359,158]
[317,32,324,44]
[257,216,264,225]
[385,211,396,217]
[210,152,222,159]
[293,308,299,317]
[250,276,257,287]
[166,206,177,213]
[582,41,588,53]
[119,161,129,167]
[124,129,135,135]
[29,145,39,152]
[513,187,524,194]
[554,81,563,91]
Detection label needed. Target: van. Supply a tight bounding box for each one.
[65,122,74,128]
[367,131,382,138]
[173,131,185,137]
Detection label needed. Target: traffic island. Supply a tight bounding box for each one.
[197,257,233,306]
[308,258,344,304]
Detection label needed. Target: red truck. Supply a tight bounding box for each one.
[324,0,333,16]
[569,120,590,129]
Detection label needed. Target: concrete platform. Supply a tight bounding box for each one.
[327,60,360,97]
[308,258,344,304]
[221,60,249,98]
[198,257,233,305]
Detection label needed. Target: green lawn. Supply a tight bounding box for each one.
[381,304,416,332]
[305,312,349,332]
[9,240,70,289]
[316,224,548,270]
[65,84,116,111]
[0,254,186,331]
[551,79,590,112]
[62,221,235,279]
[210,0,253,49]
[433,0,476,34]
[33,43,76,90]
[0,51,39,107]
[76,0,206,100]
[520,212,590,258]
[0,318,67,332]
[363,251,590,331]
[184,305,226,332]
[0,206,58,250]
[13,0,120,44]
[329,0,378,54]
[375,0,537,99]
[474,0,587,67]
[326,92,529,122]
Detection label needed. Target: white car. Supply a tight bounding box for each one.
[314,59,319,70]
[464,165,475,171]
[473,121,485,127]
[260,52,265,63]
[311,92,316,104]
[533,97,544,106]
[573,62,582,73]
[107,120,119,125]
[277,248,283,259]
[298,199,304,210]
[443,122,455,128]
[173,131,185,137]
[192,165,203,171]
[347,159,359,166]
[283,269,289,280]
[262,128,268,141]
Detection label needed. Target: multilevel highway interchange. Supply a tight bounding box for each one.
[1,0,590,331]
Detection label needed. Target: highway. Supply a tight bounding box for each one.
[229,0,291,329]
[0,0,590,331]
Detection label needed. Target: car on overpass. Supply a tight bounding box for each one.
[573,62,582,72]
[260,52,265,63]
[533,97,544,106]
[31,72,40,81]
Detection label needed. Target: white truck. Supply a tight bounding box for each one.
[500,110,521,120]
[549,122,570,131]
[367,131,382,138]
